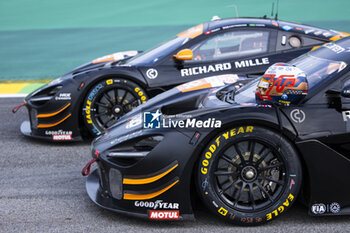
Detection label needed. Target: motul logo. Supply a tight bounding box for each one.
[149,211,179,220]
[52,134,72,141]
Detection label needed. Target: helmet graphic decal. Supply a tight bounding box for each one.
[256,63,308,106]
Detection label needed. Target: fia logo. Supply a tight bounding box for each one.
[311,203,326,214]
[143,110,162,129]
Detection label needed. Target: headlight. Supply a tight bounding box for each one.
[105,135,164,166]
[30,85,62,106]
[48,85,62,96]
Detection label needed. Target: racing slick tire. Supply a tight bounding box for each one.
[82,78,148,136]
[196,125,302,225]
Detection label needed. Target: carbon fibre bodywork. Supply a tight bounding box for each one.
[86,38,350,221]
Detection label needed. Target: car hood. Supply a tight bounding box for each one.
[68,50,140,75]
[25,50,140,100]
[92,74,252,149]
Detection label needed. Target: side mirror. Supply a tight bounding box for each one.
[173,49,193,61]
[326,85,350,98]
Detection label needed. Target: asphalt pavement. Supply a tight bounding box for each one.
[0,97,349,233]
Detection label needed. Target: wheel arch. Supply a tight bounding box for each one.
[187,119,306,210]
[75,73,149,138]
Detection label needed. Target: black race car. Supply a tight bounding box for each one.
[83,37,350,225]
[17,17,348,141]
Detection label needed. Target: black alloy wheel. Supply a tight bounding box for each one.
[197,125,302,225]
[82,78,147,136]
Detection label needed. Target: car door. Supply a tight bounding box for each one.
[140,28,277,88]
[282,73,350,215]
[283,73,350,144]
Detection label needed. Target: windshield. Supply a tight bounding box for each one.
[124,36,189,66]
[290,54,346,89]
[232,54,346,104]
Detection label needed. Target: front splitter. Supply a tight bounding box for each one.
[86,169,150,219]
[20,120,82,141]
[86,169,194,221]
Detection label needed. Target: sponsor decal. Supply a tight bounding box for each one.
[234,57,269,68]
[180,63,231,77]
[149,211,179,220]
[303,28,335,38]
[311,202,341,214]
[162,117,221,129]
[126,114,142,129]
[222,24,247,30]
[143,110,162,129]
[324,43,350,54]
[200,126,254,175]
[205,28,221,35]
[281,93,288,100]
[279,100,291,105]
[330,202,341,213]
[282,25,293,31]
[45,130,72,135]
[146,68,158,79]
[343,111,350,121]
[290,109,305,123]
[45,130,73,141]
[249,23,265,27]
[304,29,315,34]
[143,110,222,129]
[52,134,72,140]
[134,200,179,209]
[266,194,294,220]
[311,203,326,214]
[55,93,71,100]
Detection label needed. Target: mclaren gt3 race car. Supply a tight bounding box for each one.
[16,17,348,141]
[83,37,350,225]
